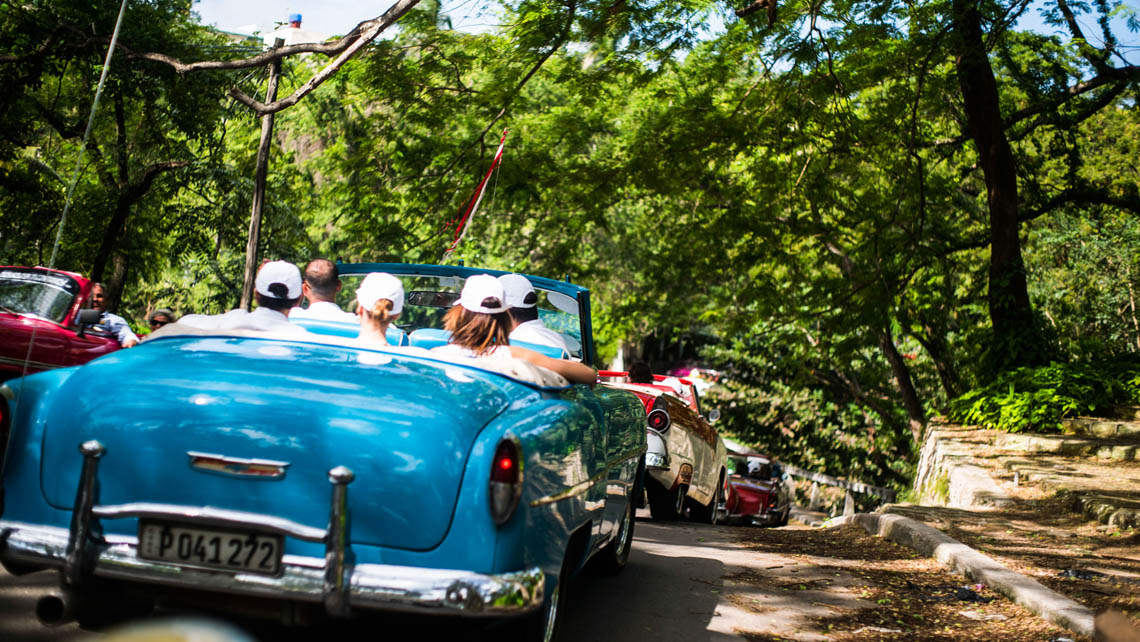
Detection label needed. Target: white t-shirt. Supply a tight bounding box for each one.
[509,320,570,357]
[178,307,308,334]
[431,344,514,360]
[289,301,357,323]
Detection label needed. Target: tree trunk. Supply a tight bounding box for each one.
[240,38,284,311]
[909,324,963,399]
[951,0,1043,369]
[879,330,925,443]
[105,252,129,313]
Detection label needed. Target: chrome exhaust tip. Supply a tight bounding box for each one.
[35,590,78,627]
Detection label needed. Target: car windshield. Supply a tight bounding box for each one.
[336,273,584,360]
[0,268,79,323]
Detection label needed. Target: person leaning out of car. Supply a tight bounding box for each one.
[354,272,404,347]
[498,273,571,358]
[90,282,140,347]
[178,261,308,334]
[432,274,597,384]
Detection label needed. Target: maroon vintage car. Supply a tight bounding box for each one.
[724,452,794,527]
[0,266,118,381]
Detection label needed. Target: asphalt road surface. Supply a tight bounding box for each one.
[0,510,873,641]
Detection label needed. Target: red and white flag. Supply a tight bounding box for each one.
[443,129,508,261]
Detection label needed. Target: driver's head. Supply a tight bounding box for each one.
[90,283,107,312]
[628,361,654,384]
[302,259,341,303]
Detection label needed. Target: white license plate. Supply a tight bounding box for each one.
[138,521,283,576]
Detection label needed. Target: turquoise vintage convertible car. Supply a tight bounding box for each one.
[0,263,647,641]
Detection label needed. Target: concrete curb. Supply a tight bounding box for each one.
[831,512,1095,638]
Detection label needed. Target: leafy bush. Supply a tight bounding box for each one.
[948,358,1140,433]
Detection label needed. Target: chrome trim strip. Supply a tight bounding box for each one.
[92,503,327,542]
[64,440,104,586]
[324,466,354,617]
[0,356,61,371]
[187,451,291,480]
[0,521,543,617]
[529,445,646,507]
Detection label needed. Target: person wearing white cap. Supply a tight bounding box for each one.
[177,260,308,333]
[432,274,596,384]
[498,273,570,358]
[289,259,357,322]
[354,272,404,347]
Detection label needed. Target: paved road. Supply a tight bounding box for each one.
[0,511,872,641]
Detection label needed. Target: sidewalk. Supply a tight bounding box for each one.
[832,418,1140,639]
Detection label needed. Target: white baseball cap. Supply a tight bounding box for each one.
[456,274,508,314]
[255,261,302,299]
[356,272,404,315]
[498,273,538,309]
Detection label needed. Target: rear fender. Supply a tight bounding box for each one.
[1,369,80,526]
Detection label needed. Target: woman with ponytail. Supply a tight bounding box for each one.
[355,272,404,347]
[433,274,597,385]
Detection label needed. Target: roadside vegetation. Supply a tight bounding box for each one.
[1,0,1138,490]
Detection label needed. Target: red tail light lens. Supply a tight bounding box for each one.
[647,408,671,432]
[488,439,523,525]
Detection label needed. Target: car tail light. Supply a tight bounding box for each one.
[652,399,665,435]
[488,439,523,525]
[647,408,671,432]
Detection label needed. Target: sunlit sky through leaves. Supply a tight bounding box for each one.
[192,0,1137,63]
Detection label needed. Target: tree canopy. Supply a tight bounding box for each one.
[2,0,1138,486]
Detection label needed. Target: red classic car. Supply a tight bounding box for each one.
[599,370,728,523]
[724,452,793,526]
[0,266,118,381]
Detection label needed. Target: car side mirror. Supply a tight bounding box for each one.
[75,309,102,337]
[707,408,721,423]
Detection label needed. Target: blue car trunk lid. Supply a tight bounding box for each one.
[39,336,513,551]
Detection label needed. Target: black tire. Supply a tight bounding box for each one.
[646,478,687,521]
[523,554,571,642]
[690,471,725,525]
[596,455,643,574]
[776,505,791,527]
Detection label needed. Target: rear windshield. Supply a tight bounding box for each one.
[0,269,79,323]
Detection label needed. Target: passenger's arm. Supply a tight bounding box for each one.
[509,346,597,385]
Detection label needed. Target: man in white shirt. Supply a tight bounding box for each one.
[90,283,140,347]
[498,273,570,357]
[290,258,357,322]
[178,261,307,334]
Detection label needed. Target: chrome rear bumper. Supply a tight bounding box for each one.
[0,520,543,616]
[0,440,542,618]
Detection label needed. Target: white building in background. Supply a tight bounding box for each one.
[262,14,328,47]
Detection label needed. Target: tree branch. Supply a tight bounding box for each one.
[225,0,421,116]
[1055,0,1112,73]
[1020,186,1140,223]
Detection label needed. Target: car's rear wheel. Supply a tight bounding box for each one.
[776,504,791,527]
[690,471,725,524]
[525,554,571,642]
[597,456,643,574]
[646,478,686,521]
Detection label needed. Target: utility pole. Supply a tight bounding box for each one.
[240,38,284,311]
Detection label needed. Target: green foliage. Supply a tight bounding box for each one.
[948,357,1140,433]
